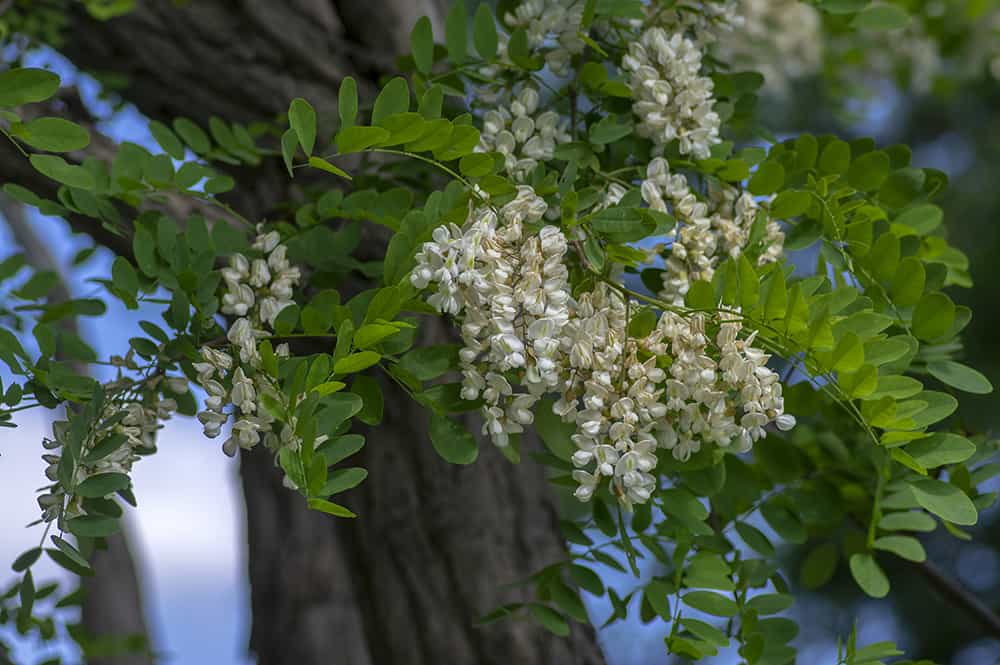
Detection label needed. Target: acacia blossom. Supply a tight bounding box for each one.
[641,157,784,306]
[38,371,182,523]
[412,186,795,508]
[622,26,721,159]
[196,230,320,464]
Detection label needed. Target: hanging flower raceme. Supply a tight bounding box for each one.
[411,186,795,508]
[37,371,183,523]
[477,87,572,182]
[195,229,318,462]
[412,186,571,449]
[641,157,785,306]
[622,26,721,160]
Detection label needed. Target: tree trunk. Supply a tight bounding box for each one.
[17,2,607,663]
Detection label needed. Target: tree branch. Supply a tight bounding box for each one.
[909,558,1000,639]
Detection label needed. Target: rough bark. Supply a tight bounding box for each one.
[0,2,607,664]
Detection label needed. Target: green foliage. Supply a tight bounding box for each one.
[0,1,994,661]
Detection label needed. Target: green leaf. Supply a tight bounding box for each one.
[318,434,365,466]
[419,85,444,119]
[148,120,184,159]
[50,536,91,570]
[909,390,957,428]
[895,204,942,235]
[589,116,633,145]
[173,117,211,154]
[530,605,569,636]
[873,535,926,562]
[411,16,435,74]
[0,68,60,107]
[800,543,839,589]
[748,162,784,195]
[746,593,793,615]
[682,591,738,617]
[445,2,468,64]
[75,472,131,498]
[372,77,409,125]
[735,521,775,557]
[13,117,91,152]
[570,564,605,596]
[912,479,977,525]
[352,375,383,425]
[927,361,993,395]
[889,257,925,306]
[353,323,400,349]
[333,351,381,374]
[849,553,889,598]
[906,433,976,468]
[879,511,936,532]
[280,128,298,177]
[336,126,391,154]
[322,467,368,495]
[851,4,910,31]
[397,344,459,381]
[428,413,478,465]
[288,97,317,156]
[818,139,850,175]
[12,547,41,572]
[30,154,95,190]
[308,156,352,180]
[472,3,498,58]
[111,257,139,299]
[879,167,925,208]
[761,501,806,543]
[307,498,357,518]
[339,77,359,130]
[763,269,788,320]
[67,514,120,538]
[912,292,955,341]
[642,579,672,620]
[204,175,234,194]
[771,190,811,218]
[847,150,890,190]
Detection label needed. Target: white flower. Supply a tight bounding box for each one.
[622,28,720,160]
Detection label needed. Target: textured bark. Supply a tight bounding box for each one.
[0,2,607,664]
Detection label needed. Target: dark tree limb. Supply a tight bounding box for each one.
[910,558,1000,640]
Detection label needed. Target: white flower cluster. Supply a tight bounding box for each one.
[565,298,795,505]
[196,230,310,459]
[641,157,784,306]
[622,27,721,160]
[478,88,572,182]
[412,183,795,507]
[412,186,570,448]
[38,375,183,522]
[409,0,796,507]
[501,0,586,76]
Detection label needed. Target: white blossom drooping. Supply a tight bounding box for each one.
[622,27,721,159]
[412,185,571,448]
[641,157,784,306]
[478,87,572,182]
[38,375,181,523]
[196,229,316,460]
